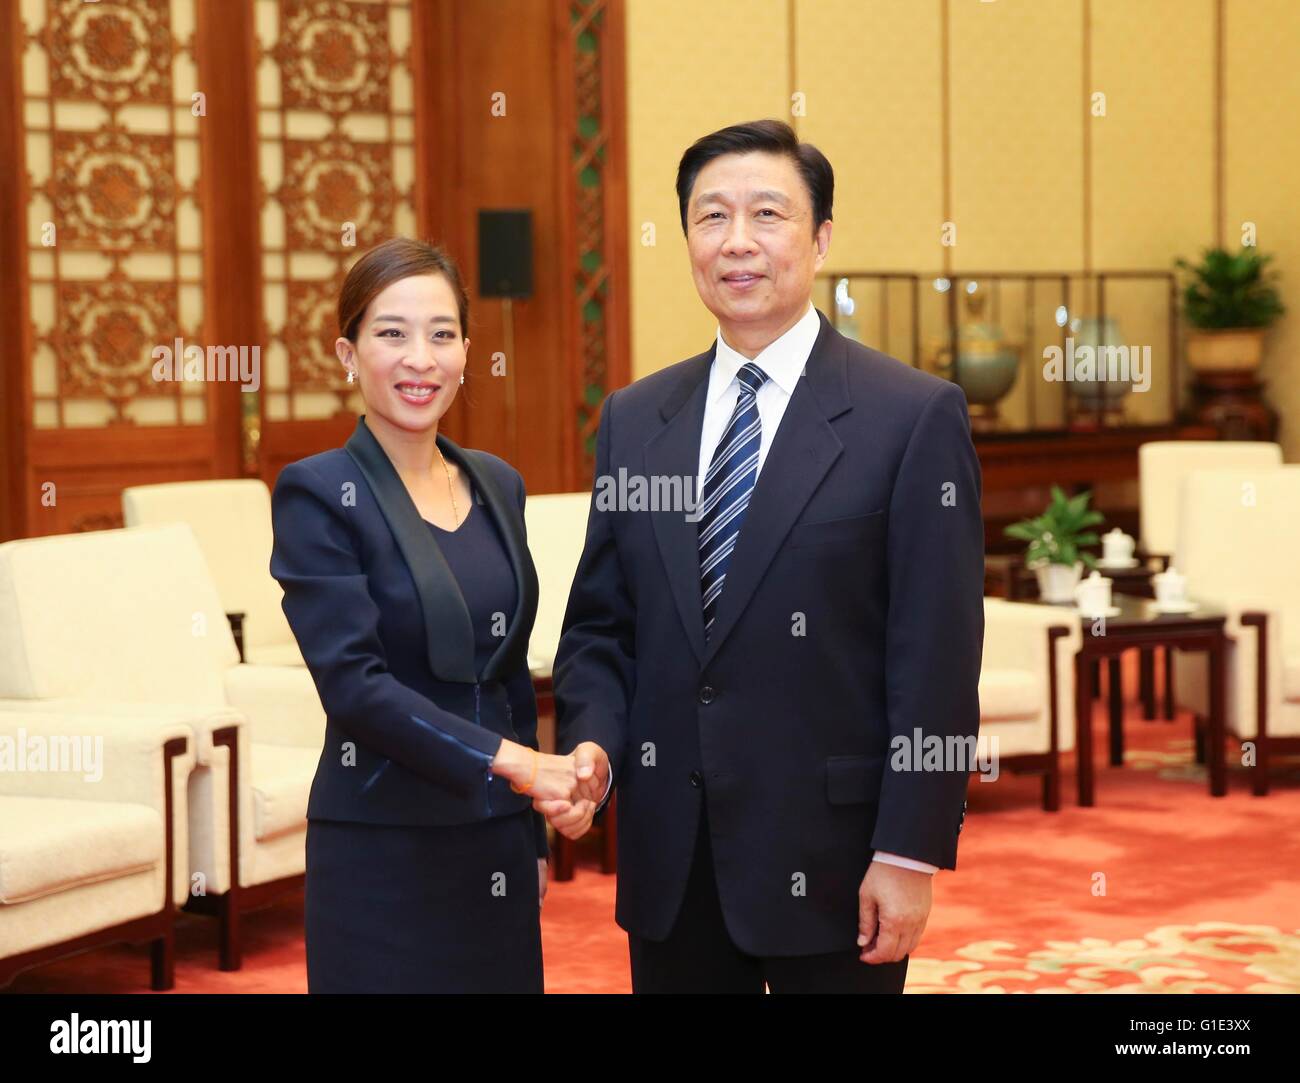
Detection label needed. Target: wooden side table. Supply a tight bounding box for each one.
[985,556,1180,720]
[1061,595,1228,805]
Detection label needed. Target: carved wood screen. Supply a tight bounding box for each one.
[13,0,218,535]
[252,0,418,475]
[0,0,629,540]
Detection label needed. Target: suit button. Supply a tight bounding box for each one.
[689,771,704,788]
[699,685,716,705]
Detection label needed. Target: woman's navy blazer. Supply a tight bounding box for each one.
[269,415,547,856]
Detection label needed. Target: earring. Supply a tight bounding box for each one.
[459,374,465,385]
[346,370,355,384]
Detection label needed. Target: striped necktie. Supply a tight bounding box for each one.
[698,361,770,637]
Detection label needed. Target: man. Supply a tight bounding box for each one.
[537,119,983,993]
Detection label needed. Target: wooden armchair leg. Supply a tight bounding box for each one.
[150,928,175,991]
[554,835,576,882]
[1193,714,1206,764]
[1163,647,1176,721]
[1042,756,1060,812]
[1139,647,1156,720]
[1252,737,1269,797]
[219,892,241,972]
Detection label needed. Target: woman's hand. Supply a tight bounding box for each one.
[525,752,580,800]
[492,740,577,801]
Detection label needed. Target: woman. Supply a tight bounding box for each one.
[270,237,590,993]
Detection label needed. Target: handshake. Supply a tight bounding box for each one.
[492,739,610,840]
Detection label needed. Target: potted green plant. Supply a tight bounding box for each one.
[1004,485,1104,603]
[1174,246,1285,372]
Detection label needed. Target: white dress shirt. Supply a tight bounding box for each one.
[595,302,938,876]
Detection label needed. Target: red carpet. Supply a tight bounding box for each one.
[7,655,1299,994]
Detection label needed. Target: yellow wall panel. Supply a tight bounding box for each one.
[626,0,790,377]
[1090,0,1215,268]
[1224,0,1300,460]
[795,0,944,272]
[949,0,1085,273]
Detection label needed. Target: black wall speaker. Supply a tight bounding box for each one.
[478,209,533,299]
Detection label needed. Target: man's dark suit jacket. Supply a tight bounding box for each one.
[269,415,547,857]
[553,309,984,956]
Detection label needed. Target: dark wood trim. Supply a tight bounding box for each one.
[0,735,188,991]
[181,723,309,969]
[1044,624,1069,810]
[601,0,632,401]
[258,415,357,485]
[0,0,30,542]
[552,0,580,488]
[196,0,262,479]
[1231,610,1300,799]
[215,723,241,970]
[991,623,1071,812]
[1075,616,1228,806]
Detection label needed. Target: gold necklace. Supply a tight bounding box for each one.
[435,444,460,527]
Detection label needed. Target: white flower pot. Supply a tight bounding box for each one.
[1035,561,1083,603]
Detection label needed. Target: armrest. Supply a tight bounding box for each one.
[983,600,1081,744]
[0,698,243,765]
[1210,595,1287,719]
[0,711,195,906]
[221,663,326,748]
[983,599,1082,664]
[0,710,193,804]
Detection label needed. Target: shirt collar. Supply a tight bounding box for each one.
[708,302,820,405]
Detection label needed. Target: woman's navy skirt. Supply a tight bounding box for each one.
[304,809,544,993]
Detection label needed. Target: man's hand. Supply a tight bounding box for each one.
[857,860,932,964]
[532,796,597,840]
[571,741,610,803]
[538,857,549,908]
[530,742,607,842]
[572,738,611,800]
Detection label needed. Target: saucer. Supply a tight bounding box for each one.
[1153,600,1197,614]
[1078,604,1122,618]
[1097,558,1139,569]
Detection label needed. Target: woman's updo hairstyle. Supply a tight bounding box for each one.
[337,238,470,343]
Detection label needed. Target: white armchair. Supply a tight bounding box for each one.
[0,711,193,989]
[122,479,304,666]
[1139,440,1282,560]
[522,491,616,878]
[980,598,1082,810]
[523,491,592,689]
[1172,465,1300,794]
[1135,440,1282,722]
[0,523,324,969]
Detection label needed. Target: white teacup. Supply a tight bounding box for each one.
[1153,565,1188,608]
[1102,527,1136,564]
[1074,569,1113,615]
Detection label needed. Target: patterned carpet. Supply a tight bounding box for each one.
[7,654,1299,994]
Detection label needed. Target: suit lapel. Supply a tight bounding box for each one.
[701,310,854,667]
[437,435,538,683]
[344,417,477,684]
[643,346,715,664]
